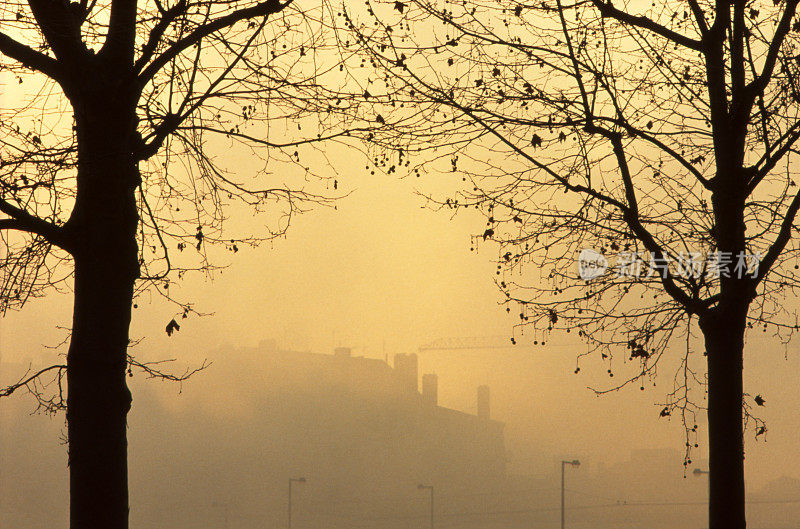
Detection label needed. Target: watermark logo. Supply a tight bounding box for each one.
[577,249,761,280]
[578,248,608,280]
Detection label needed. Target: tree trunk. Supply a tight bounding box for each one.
[700,307,747,529]
[65,98,140,529]
[67,255,135,529]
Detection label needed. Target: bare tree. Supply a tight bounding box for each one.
[347,0,800,527]
[0,1,369,527]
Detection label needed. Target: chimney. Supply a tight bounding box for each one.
[422,374,438,406]
[477,385,490,420]
[334,347,352,357]
[393,353,418,392]
[407,353,418,392]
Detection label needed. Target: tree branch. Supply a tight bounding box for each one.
[132,0,188,73]
[137,17,267,160]
[602,117,713,190]
[747,121,800,194]
[590,0,703,51]
[746,0,800,104]
[0,218,32,231]
[585,123,701,312]
[27,0,87,66]
[100,0,141,63]
[753,188,800,287]
[686,0,709,36]
[0,31,61,79]
[0,364,67,414]
[0,199,67,249]
[137,0,289,85]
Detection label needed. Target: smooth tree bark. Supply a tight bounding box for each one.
[65,82,141,527]
[700,305,747,528]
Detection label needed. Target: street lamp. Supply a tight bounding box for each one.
[418,484,434,529]
[561,459,581,529]
[288,477,306,529]
[693,468,710,508]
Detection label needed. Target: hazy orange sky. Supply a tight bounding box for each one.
[3,4,800,528]
[1,138,798,490]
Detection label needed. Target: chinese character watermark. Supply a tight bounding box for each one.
[577,249,760,280]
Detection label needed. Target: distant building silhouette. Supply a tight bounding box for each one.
[250,343,506,502]
[421,374,438,406]
[392,352,418,393]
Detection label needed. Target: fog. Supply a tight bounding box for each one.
[2,153,800,528]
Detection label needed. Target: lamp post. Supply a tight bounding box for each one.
[561,459,580,529]
[418,484,434,529]
[693,468,710,511]
[288,477,306,529]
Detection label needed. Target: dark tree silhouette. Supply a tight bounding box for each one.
[0,1,368,527]
[347,0,800,527]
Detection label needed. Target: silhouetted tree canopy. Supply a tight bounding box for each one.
[1,0,372,313]
[0,1,371,527]
[347,0,800,527]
